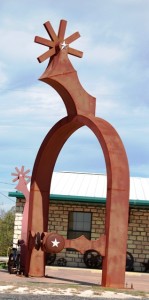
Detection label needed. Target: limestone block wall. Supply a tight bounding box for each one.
[127,209,149,272]
[13,198,149,271]
[13,199,25,247]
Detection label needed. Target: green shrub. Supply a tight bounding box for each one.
[0,207,15,256]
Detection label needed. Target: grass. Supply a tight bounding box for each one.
[0,262,7,269]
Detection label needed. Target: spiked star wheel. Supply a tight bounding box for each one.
[11,166,31,184]
[35,19,83,63]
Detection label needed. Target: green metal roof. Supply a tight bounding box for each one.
[8,191,149,208]
[8,172,149,208]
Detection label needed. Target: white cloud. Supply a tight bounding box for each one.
[0,62,8,87]
[86,44,128,65]
[1,84,66,123]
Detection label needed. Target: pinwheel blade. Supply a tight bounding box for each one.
[65,32,80,45]
[11,172,18,176]
[25,175,31,179]
[12,177,19,182]
[44,21,58,42]
[21,166,24,173]
[35,36,54,48]
[68,47,83,58]
[37,48,56,63]
[24,169,30,175]
[58,20,67,41]
[15,167,20,173]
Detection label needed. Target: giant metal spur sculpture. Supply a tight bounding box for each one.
[22,19,129,288]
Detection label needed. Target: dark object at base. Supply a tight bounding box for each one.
[46,253,56,265]
[35,232,41,250]
[57,257,67,266]
[8,248,23,274]
[83,250,134,272]
[142,259,149,272]
[126,251,134,271]
[83,250,102,269]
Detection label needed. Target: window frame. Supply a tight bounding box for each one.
[67,211,92,243]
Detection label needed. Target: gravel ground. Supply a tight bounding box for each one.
[0,296,149,300]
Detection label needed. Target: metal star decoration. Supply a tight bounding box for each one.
[51,238,60,248]
[34,19,83,63]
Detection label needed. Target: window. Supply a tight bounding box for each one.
[67,211,92,240]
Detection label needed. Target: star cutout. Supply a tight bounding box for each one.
[51,238,60,247]
[60,41,68,50]
[34,19,83,63]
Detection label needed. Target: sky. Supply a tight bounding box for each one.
[0,0,149,211]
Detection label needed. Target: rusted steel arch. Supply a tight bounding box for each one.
[26,19,130,288]
[26,114,129,288]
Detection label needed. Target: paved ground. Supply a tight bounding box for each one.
[0,266,149,299]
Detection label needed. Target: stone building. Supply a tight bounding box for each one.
[9,171,149,272]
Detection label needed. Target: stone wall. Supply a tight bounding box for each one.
[127,208,149,272]
[13,198,149,272]
[13,199,25,246]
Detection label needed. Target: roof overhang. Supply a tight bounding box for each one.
[8,191,149,208]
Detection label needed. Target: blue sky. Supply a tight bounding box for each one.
[0,0,149,210]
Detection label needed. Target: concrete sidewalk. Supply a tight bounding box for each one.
[46,267,149,293]
[0,266,149,293]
